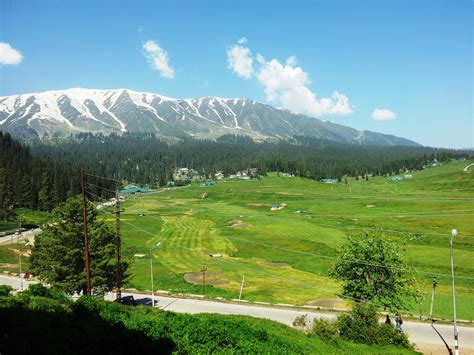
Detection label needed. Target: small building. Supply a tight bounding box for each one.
[214,171,224,180]
[404,174,413,179]
[390,176,402,181]
[120,185,148,194]
[173,168,197,181]
[201,179,216,187]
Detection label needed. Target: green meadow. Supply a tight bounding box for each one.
[105,160,474,321]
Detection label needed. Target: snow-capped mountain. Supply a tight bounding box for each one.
[0,88,419,146]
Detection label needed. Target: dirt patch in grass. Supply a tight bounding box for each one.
[0,263,16,269]
[9,248,30,257]
[265,262,289,268]
[306,299,346,308]
[184,271,230,285]
[228,220,252,228]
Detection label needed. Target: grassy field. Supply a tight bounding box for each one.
[100,160,474,321]
[0,208,50,233]
[0,244,29,274]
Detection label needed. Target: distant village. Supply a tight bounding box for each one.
[116,157,468,195]
[170,167,260,187]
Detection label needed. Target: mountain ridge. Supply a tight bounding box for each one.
[0,88,420,146]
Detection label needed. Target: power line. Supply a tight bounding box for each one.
[84,172,125,183]
[86,182,119,194]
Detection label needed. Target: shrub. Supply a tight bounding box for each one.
[0,285,13,297]
[337,303,379,344]
[292,314,309,330]
[22,283,70,303]
[337,303,412,349]
[26,296,67,313]
[376,323,411,348]
[310,318,339,342]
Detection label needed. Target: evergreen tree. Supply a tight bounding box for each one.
[30,196,129,294]
[38,171,54,212]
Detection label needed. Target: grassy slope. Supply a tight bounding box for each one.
[110,161,473,321]
[0,295,417,354]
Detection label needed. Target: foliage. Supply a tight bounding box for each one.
[337,303,411,348]
[292,314,309,329]
[30,196,129,295]
[331,234,420,311]
[22,283,70,302]
[30,132,471,189]
[0,131,119,214]
[0,285,13,297]
[0,293,417,354]
[310,318,340,342]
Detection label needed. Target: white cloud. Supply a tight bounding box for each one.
[372,108,397,121]
[142,40,174,79]
[237,37,247,45]
[226,42,254,79]
[255,57,352,117]
[0,42,23,65]
[227,39,352,117]
[286,55,297,66]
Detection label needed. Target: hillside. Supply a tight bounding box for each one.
[0,292,416,354]
[0,88,420,146]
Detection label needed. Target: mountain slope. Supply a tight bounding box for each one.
[0,88,419,146]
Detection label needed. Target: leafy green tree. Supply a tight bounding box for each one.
[331,234,419,311]
[30,196,128,295]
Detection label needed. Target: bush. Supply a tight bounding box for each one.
[22,283,70,303]
[0,285,13,297]
[310,318,339,342]
[376,323,411,348]
[337,304,412,349]
[337,303,379,344]
[292,314,309,329]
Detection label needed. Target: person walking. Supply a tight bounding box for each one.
[395,314,403,333]
[385,313,391,325]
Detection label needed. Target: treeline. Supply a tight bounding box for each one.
[0,132,118,220]
[31,132,470,186]
[2,131,470,217]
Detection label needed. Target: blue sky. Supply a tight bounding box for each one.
[0,0,472,148]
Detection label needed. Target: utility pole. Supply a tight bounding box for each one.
[239,275,245,300]
[429,276,437,322]
[19,249,23,292]
[115,192,122,300]
[201,266,207,296]
[80,169,92,296]
[450,229,459,355]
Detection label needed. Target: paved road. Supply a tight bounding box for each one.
[2,275,472,354]
[0,228,41,246]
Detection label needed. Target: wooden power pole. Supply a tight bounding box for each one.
[80,169,92,296]
[115,192,122,300]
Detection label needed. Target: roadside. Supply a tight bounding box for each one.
[1,274,472,354]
